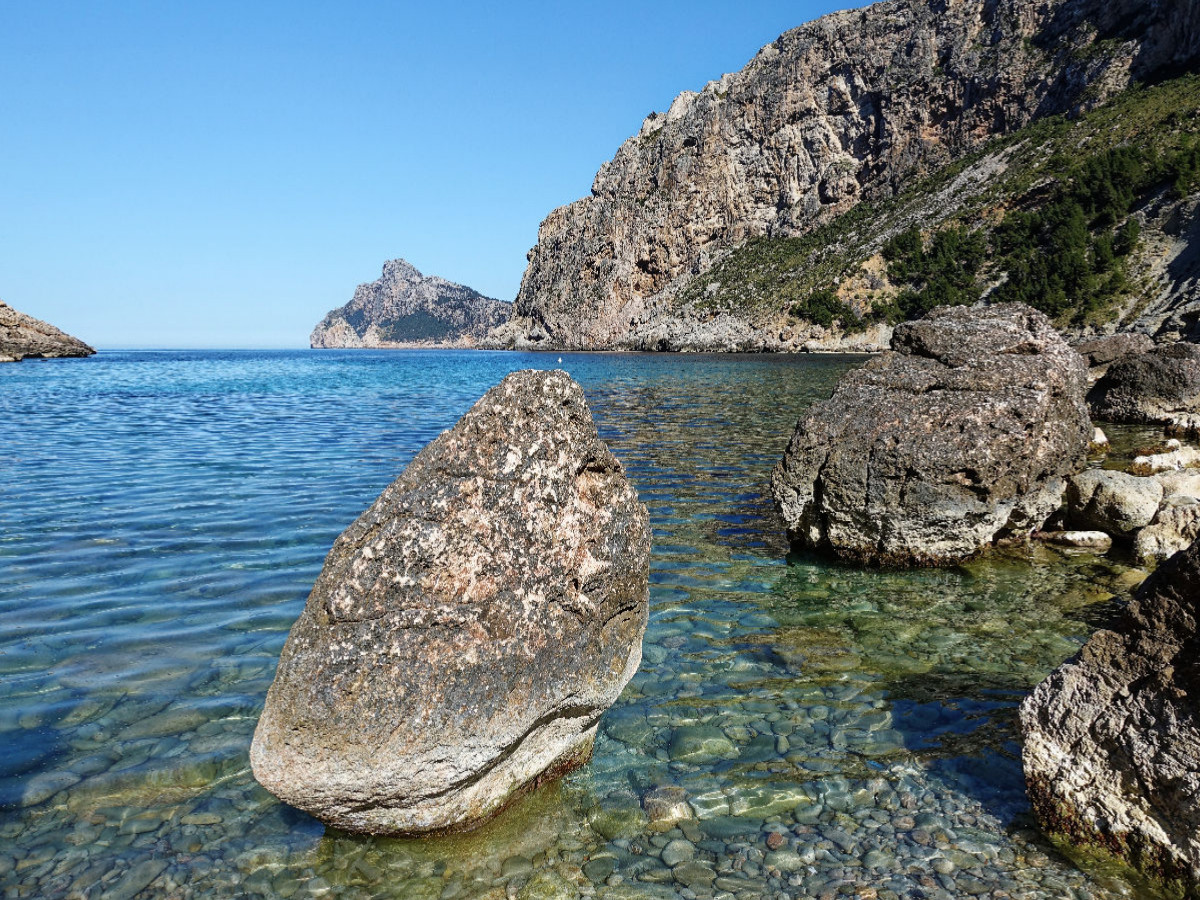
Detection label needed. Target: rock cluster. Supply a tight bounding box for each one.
[251,370,650,834]
[0,300,94,362]
[491,0,1200,351]
[1063,452,1200,563]
[772,304,1091,565]
[311,259,511,349]
[1021,538,1200,894]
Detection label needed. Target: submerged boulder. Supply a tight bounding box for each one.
[251,370,650,834]
[1088,343,1200,425]
[1021,539,1200,893]
[772,303,1092,565]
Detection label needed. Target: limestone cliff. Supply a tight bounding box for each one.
[488,0,1200,351]
[311,260,511,349]
[0,300,94,362]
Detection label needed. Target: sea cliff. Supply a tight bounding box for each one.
[487,0,1200,351]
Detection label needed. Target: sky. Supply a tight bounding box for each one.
[0,1,850,348]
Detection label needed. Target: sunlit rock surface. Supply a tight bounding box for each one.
[1021,538,1200,894]
[251,370,650,834]
[0,300,93,362]
[773,304,1091,565]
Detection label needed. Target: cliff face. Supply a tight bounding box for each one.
[311,260,512,349]
[0,301,94,362]
[489,0,1200,351]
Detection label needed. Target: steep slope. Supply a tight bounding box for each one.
[0,300,95,362]
[663,74,1200,350]
[311,260,512,349]
[488,0,1200,351]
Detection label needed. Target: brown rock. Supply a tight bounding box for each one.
[1021,539,1200,893]
[251,370,650,834]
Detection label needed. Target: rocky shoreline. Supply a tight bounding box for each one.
[0,300,94,362]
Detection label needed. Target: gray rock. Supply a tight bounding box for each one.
[772,304,1091,565]
[642,786,693,824]
[1088,343,1200,425]
[1134,500,1200,564]
[0,300,94,362]
[1074,333,1154,369]
[1033,530,1113,551]
[311,259,511,349]
[1065,470,1163,535]
[1021,539,1200,894]
[668,726,737,763]
[660,838,696,868]
[251,370,650,834]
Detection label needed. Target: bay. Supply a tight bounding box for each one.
[0,349,1159,899]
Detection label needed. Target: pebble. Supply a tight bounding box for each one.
[660,839,696,868]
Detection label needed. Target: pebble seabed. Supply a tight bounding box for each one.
[0,349,1174,899]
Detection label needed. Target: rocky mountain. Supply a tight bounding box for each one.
[486,0,1200,351]
[311,259,511,349]
[0,300,94,362]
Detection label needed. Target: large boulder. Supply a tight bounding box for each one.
[1088,343,1200,425]
[1020,539,1200,893]
[772,303,1091,565]
[251,370,650,834]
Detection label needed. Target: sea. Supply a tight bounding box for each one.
[0,349,1162,899]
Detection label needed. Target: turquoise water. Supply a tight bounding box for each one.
[0,350,1155,899]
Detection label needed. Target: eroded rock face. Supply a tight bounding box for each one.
[491,0,1200,351]
[1088,343,1200,425]
[1074,333,1154,369]
[311,259,512,349]
[251,370,650,834]
[1020,539,1200,893]
[0,300,94,362]
[772,304,1091,565]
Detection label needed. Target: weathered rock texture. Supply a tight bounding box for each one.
[1021,538,1200,893]
[311,259,511,349]
[1088,343,1200,425]
[1065,470,1163,536]
[488,0,1200,351]
[772,304,1091,564]
[251,370,650,834]
[0,300,94,362]
[1074,333,1154,370]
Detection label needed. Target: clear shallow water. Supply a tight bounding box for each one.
[0,350,1159,899]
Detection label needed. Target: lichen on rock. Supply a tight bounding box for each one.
[1020,538,1200,894]
[772,303,1091,565]
[250,370,650,834]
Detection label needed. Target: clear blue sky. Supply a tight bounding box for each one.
[1,1,849,348]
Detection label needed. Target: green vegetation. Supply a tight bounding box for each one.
[790,288,862,330]
[880,225,985,321]
[676,73,1200,331]
[381,311,457,343]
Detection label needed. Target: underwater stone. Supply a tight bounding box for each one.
[1021,538,1200,893]
[773,304,1091,565]
[251,370,651,834]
